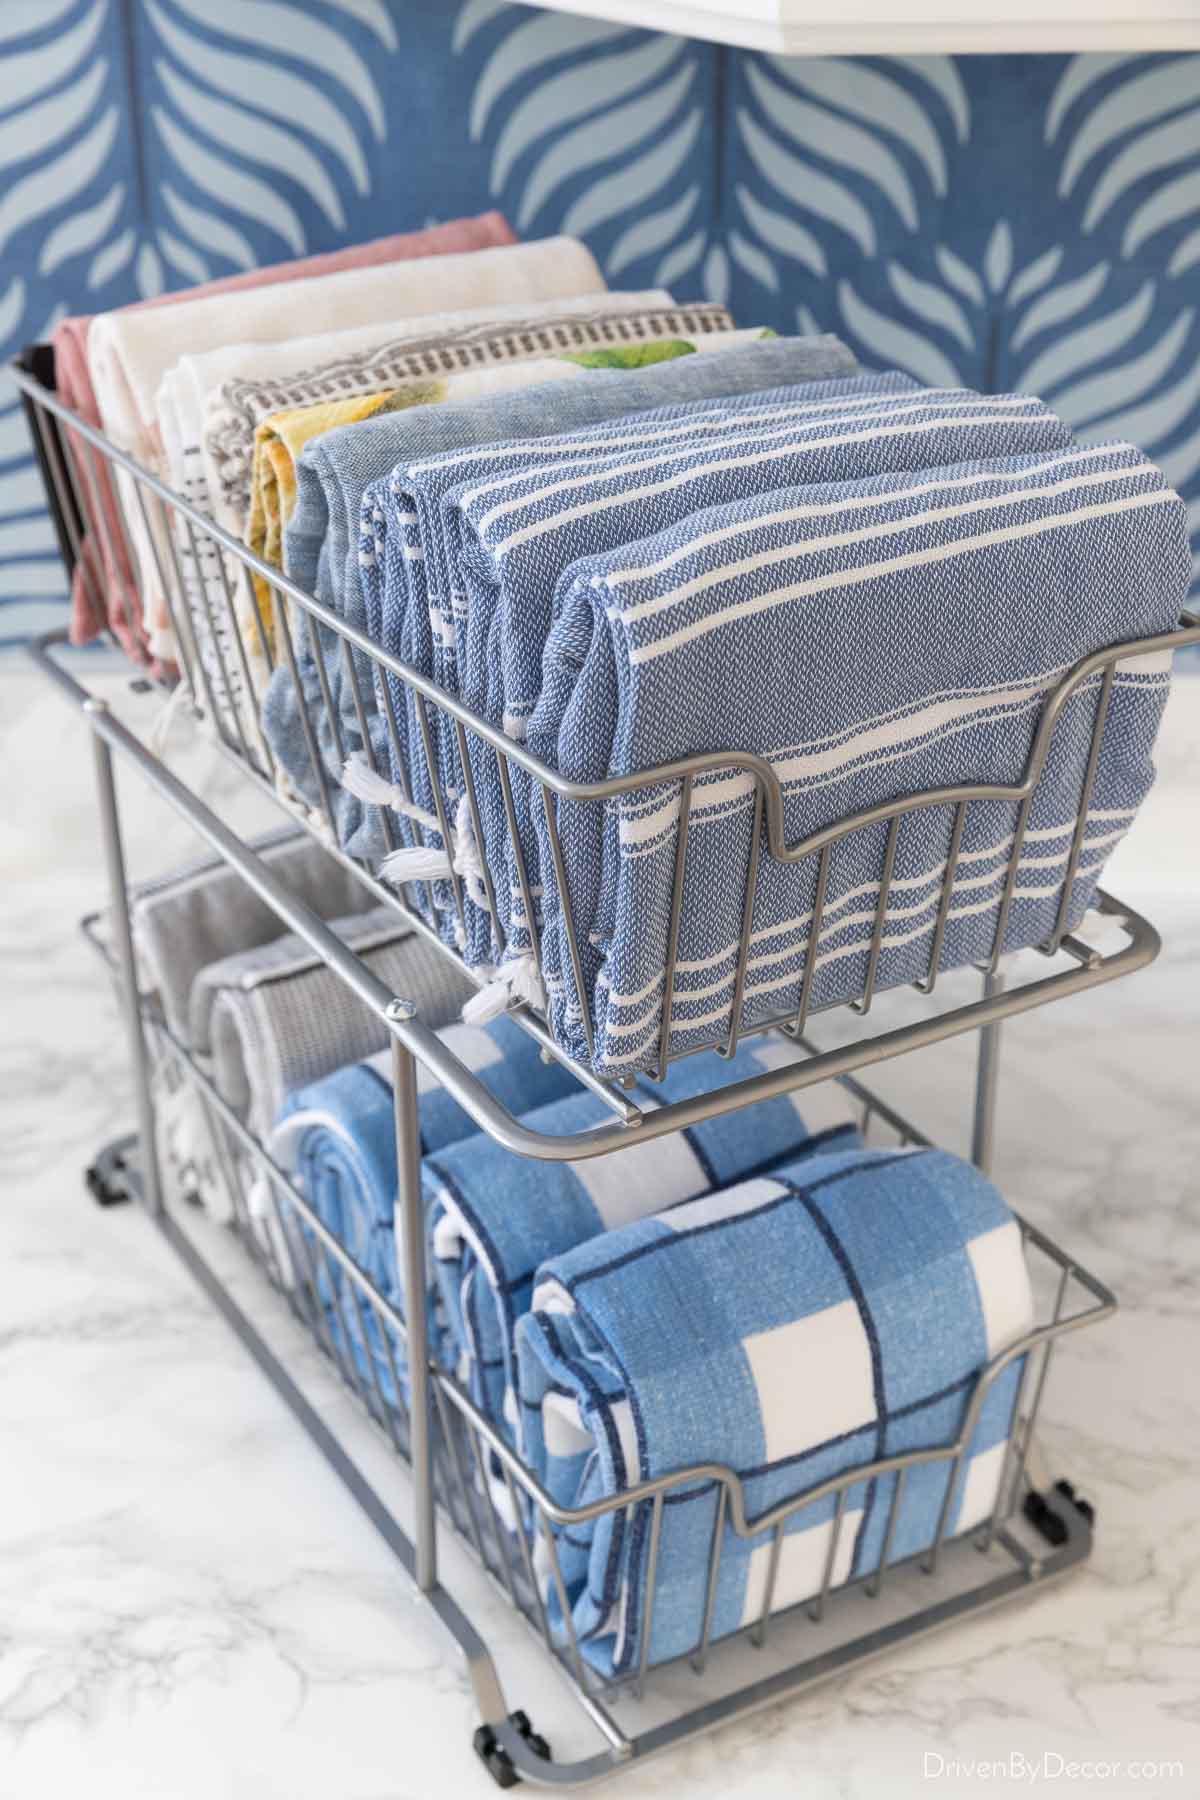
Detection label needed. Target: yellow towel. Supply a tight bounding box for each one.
[243,387,438,650]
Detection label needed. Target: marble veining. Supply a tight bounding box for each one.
[0,666,1197,1799]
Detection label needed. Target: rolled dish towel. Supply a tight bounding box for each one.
[515,1144,1035,1678]
[269,1014,586,1286]
[268,1014,587,1393]
[100,825,373,1044]
[100,829,377,1222]
[424,1043,861,1432]
[51,211,516,660]
[531,441,1189,1074]
[194,905,473,1138]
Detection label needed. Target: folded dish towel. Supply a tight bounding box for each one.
[160,296,652,744]
[528,440,1188,1074]
[98,826,373,1044]
[516,1144,1034,1678]
[243,307,740,683]
[264,334,858,863]
[210,292,703,530]
[89,234,603,659]
[194,905,473,1138]
[52,212,516,661]
[423,1045,860,1432]
[370,377,1072,985]
[272,1032,857,1417]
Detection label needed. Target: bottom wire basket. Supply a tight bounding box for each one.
[86,948,1115,1788]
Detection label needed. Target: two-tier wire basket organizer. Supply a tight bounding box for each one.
[13,331,1198,1786]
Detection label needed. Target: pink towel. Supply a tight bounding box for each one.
[50,211,517,666]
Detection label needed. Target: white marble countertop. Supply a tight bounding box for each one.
[1,662,1197,1800]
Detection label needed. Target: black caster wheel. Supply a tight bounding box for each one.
[1055,1478,1095,1525]
[472,1713,551,1787]
[85,1137,141,1209]
[1024,1478,1096,1546]
[510,1710,551,1761]
[473,1726,519,1790]
[1022,1489,1068,1546]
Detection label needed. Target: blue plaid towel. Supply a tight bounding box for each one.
[365,378,1074,985]
[268,1015,583,1397]
[515,1144,1034,1678]
[424,1041,860,1430]
[265,335,857,858]
[528,440,1188,1073]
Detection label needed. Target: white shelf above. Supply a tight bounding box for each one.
[516,0,1200,55]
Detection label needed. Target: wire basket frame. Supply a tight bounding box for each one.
[20,333,1141,1782]
[122,976,1113,1758]
[14,353,1198,1149]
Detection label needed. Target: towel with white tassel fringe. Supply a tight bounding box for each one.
[343,754,490,913]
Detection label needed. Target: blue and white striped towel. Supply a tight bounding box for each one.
[529,441,1188,1073]
[270,335,857,862]
[369,378,1073,982]
[516,1144,1034,1678]
[424,1040,860,1431]
[268,1014,584,1396]
[354,339,859,948]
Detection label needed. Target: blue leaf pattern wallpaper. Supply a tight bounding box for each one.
[1,0,1198,645]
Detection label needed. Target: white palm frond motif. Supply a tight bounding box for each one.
[726,51,971,343]
[454,5,714,294]
[732,53,969,328]
[1048,52,1200,277]
[144,0,398,292]
[0,0,117,630]
[837,219,1200,589]
[1042,52,1200,587]
[0,0,398,635]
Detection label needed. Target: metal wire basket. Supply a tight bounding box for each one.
[79,926,1116,1786]
[15,342,1168,1784]
[14,347,1199,1142]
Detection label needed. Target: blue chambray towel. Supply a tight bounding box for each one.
[268,1014,584,1398]
[265,335,858,858]
[530,440,1188,1074]
[424,1040,861,1432]
[516,1144,1034,1679]
[372,380,1075,991]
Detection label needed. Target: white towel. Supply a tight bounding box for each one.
[87,237,608,655]
[161,295,673,733]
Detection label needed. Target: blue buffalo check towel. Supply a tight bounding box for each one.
[424,1040,861,1431]
[367,377,1073,983]
[530,440,1188,1073]
[266,334,857,858]
[267,1014,583,1398]
[515,1144,1035,1678]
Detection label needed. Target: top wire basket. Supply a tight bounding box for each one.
[14,344,1199,1156]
